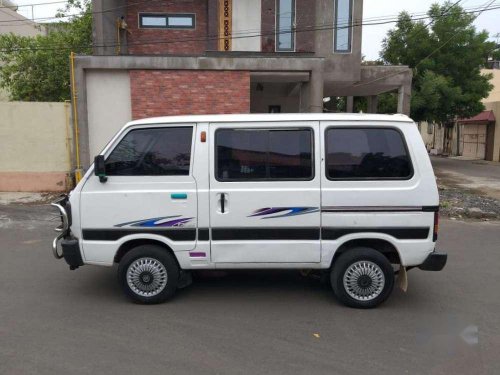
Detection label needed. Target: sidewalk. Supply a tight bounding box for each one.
[431,156,500,220]
[448,156,500,165]
[0,192,60,206]
[431,156,500,200]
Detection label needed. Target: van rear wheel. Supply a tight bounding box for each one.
[331,247,394,309]
[118,245,179,304]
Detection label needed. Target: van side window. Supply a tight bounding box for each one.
[325,128,412,180]
[105,127,193,176]
[216,128,313,181]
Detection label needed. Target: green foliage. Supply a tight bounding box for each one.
[377,92,398,114]
[381,2,495,123]
[0,0,92,101]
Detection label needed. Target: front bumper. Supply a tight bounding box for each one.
[51,195,83,270]
[60,238,84,270]
[418,251,447,271]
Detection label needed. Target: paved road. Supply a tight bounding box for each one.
[1,204,499,375]
[431,156,500,180]
[431,156,500,199]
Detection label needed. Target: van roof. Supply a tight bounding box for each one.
[126,113,413,127]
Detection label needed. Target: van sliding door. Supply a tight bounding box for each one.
[208,121,321,264]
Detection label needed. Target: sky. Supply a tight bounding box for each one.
[11,0,500,60]
[362,0,500,60]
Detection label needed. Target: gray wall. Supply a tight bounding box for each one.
[317,0,363,83]
[86,70,132,157]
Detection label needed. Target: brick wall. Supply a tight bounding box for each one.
[130,70,250,119]
[126,0,208,55]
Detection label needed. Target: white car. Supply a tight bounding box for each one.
[51,113,446,308]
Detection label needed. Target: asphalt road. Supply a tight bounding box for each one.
[431,156,500,180]
[431,156,500,200]
[1,204,499,375]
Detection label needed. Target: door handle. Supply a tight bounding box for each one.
[218,193,228,214]
[171,193,187,200]
[220,193,225,213]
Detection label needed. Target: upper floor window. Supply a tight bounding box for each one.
[334,0,353,53]
[139,13,195,29]
[276,0,295,51]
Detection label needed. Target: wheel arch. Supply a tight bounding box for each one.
[330,238,401,268]
[114,238,179,267]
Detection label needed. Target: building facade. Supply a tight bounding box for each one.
[420,68,500,162]
[74,0,412,166]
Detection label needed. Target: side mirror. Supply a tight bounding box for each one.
[94,155,108,183]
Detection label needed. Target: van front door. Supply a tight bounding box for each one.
[209,121,321,264]
[79,125,198,264]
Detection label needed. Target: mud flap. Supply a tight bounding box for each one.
[398,265,408,292]
[178,270,193,289]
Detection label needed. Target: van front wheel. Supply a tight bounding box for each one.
[331,247,394,309]
[118,245,179,304]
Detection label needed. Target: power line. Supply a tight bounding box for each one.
[1,1,499,53]
[0,0,495,27]
[89,3,500,51]
[0,0,68,8]
[415,0,496,68]
[0,0,166,24]
[353,0,491,89]
[372,0,466,65]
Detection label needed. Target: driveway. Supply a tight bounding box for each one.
[431,156,500,199]
[0,203,499,374]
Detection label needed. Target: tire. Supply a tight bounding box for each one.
[118,245,180,304]
[331,247,394,309]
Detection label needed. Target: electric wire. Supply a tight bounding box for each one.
[1,1,499,53]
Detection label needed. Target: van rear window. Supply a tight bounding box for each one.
[325,128,412,180]
[216,128,313,181]
[105,127,192,176]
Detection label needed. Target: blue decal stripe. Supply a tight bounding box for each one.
[248,207,319,219]
[115,215,195,228]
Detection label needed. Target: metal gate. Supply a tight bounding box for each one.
[459,124,487,159]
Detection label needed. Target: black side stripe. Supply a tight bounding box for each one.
[322,227,430,240]
[82,228,196,241]
[82,227,430,242]
[321,206,439,213]
[212,228,320,241]
[198,228,210,241]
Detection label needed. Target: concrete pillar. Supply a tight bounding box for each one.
[367,95,378,113]
[299,70,324,113]
[309,69,324,113]
[92,0,127,56]
[299,83,309,113]
[397,82,412,116]
[397,85,404,114]
[346,96,354,113]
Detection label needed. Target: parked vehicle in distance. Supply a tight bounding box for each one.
[51,113,447,308]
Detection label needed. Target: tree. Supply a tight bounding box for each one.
[0,0,91,101]
[381,2,496,124]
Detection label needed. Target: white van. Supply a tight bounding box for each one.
[51,114,446,308]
